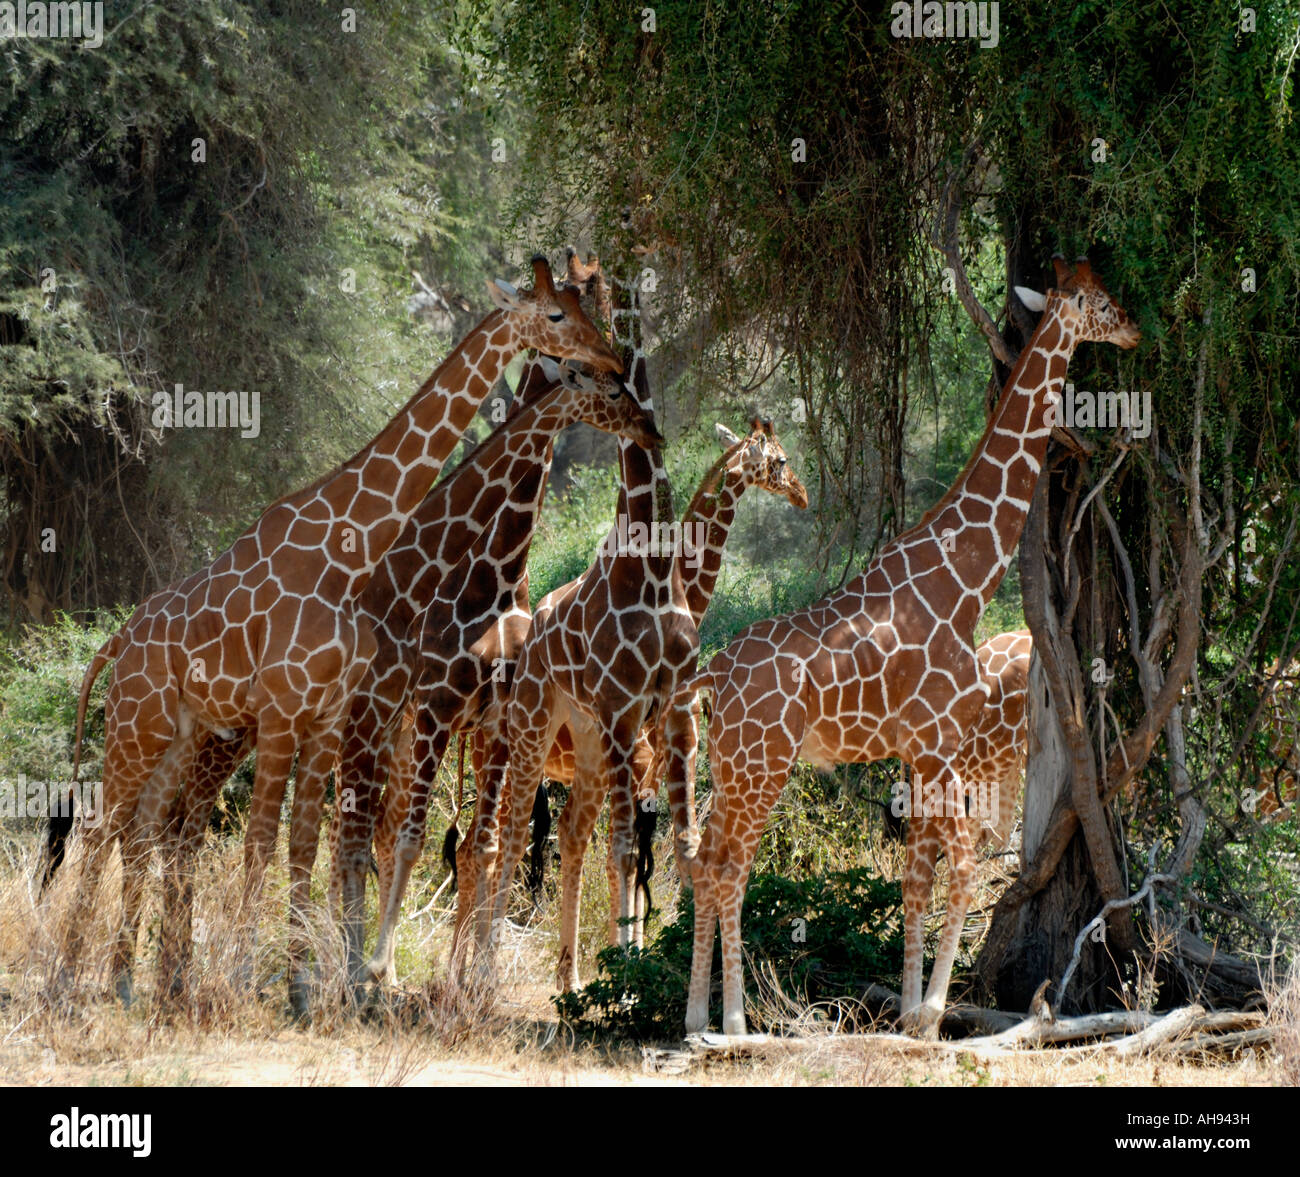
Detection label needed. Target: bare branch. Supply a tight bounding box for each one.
[930,145,1019,369]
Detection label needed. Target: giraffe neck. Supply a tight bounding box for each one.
[280,310,521,596]
[607,435,676,582]
[367,384,578,626]
[909,308,1077,633]
[448,403,560,605]
[679,451,748,626]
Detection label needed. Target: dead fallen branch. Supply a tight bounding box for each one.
[859,983,1021,1035]
[653,1005,1272,1071]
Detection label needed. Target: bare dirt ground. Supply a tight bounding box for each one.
[0,831,1292,1088]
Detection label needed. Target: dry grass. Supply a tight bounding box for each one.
[0,820,1291,1087]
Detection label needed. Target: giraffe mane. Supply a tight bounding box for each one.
[913,296,1059,534]
[682,437,749,522]
[438,381,566,478]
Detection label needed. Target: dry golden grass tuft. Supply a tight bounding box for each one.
[0,818,1290,1087]
[1267,958,1300,1085]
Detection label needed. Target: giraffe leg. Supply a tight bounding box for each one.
[698,771,789,1037]
[625,728,658,949]
[235,721,301,986]
[158,729,250,999]
[557,744,604,991]
[661,693,702,884]
[335,733,386,998]
[59,718,159,984]
[684,842,718,1034]
[448,728,490,981]
[110,716,201,1003]
[900,814,941,1024]
[699,679,803,1037]
[369,723,409,945]
[109,816,150,1006]
[604,759,637,952]
[715,855,751,1037]
[490,672,561,977]
[599,716,647,958]
[463,722,512,980]
[369,713,448,987]
[915,808,977,1034]
[286,725,341,1018]
[899,645,985,1021]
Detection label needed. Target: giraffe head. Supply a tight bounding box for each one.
[486,254,624,374]
[538,356,663,449]
[1014,255,1141,350]
[564,248,614,341]
[715,417,809,509]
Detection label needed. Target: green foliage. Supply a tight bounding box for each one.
[0,611,127,807]
[0,0,524,609]
[554,867,904,1040]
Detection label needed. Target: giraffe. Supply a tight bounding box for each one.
[58,256,622,1007]
[667,256,1140,1036]
[353,358,661,986]
[153,352,654,997]
[317,250,629,996]
[479,318,701,990]
[1251,660,1300,821]
[960,628,1032,852]
[393,416,804,983]
[492,417,809,970]
[887,628,1031,853]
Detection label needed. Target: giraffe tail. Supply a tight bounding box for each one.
[525,782,551,904]
[44,630,123,892]
[441,734,468,892]
[665,669,713,725]
[634,799,655,925]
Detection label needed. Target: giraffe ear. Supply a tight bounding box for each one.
[486,277,524,313]
[557,361,588,392]
[536,355,563,384]
[1015,286,1047,313]
[715,423,741,448]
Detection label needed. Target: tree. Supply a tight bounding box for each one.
[0,1,470,620]
[466,0,1300,1007]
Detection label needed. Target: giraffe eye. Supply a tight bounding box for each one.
[547,311,565,322]
[1075,293,1085,311]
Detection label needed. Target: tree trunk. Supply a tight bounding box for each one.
[985,603,1116,1013]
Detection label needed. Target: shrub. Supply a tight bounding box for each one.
[554,866,904,1040]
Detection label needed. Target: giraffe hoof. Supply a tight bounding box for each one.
[721,1010,748,1037]
[899,1004,943,1039]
